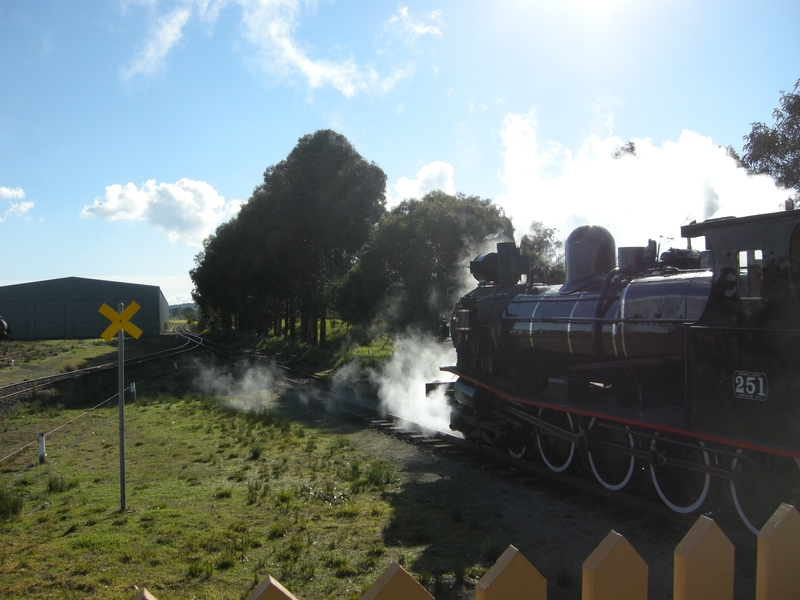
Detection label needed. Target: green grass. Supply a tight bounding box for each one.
[201,321,396,374]
[0,381,498,599]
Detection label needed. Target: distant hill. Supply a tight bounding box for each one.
[169,302,196,310]
[169,303,197,319]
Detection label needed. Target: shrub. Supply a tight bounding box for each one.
[366,462,398,489]
[480,537,504,565]
[187,559,213,579]
[249,442,264,460]
[48,474,78,493]
[0,488,23,520]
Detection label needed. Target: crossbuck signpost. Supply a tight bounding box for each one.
[98,301,143,511]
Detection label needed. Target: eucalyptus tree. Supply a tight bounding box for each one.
[191,130,386,345]
[729,78,800,206]
[519,221,565,285]
[335,191,514,331]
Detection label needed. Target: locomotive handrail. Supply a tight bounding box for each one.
[689,324,800,333]
[508,315,696,324]
[568,354,683,371]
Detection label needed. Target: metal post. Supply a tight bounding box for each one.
[38,433,46,464]
[118,303,126,512]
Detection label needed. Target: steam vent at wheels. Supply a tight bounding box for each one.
[0,277,169,340]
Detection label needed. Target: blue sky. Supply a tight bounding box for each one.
[1,0,798,303]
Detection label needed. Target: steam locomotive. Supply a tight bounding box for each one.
[438,208,800,534]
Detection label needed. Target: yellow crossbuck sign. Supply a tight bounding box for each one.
[99,302,143,342]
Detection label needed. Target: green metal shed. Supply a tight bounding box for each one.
[0,277,169,340]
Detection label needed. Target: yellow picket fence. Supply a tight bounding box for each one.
[132,503,800,600]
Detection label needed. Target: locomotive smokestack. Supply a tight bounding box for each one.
[470,243,529,285]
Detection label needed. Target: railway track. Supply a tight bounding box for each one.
[0,335,201,412]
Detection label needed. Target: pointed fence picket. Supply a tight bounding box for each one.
[131,504,800,600]
[475,544,546,600]
[673,515,734,600]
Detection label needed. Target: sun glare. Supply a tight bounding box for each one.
[571,0,631,21]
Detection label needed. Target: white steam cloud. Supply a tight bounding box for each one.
[194,360,278,411]
[80,178,242,246]
[370,333,456,433]
[495,110,790,247]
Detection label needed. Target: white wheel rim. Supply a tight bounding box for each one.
[730,451,760,535]
[650,440,710,514]
[588,418,635,491]
[508,445,527,459]
[536,410,574,473]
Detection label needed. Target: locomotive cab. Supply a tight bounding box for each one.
[683,210,800,450]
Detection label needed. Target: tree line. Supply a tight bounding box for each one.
[190,129,563,345]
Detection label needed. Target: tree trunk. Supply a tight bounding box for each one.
[283,300,289,338]
[311,314,318,346]
[319,302,327,348]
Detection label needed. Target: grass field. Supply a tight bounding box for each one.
[0,336,184,387]
[0,337,494,599]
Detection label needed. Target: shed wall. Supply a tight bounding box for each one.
[0,277,168,340]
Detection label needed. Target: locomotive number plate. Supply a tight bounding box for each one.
[733,371,768,401]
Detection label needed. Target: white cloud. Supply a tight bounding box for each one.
[122,6,192,79]
[80,178,242,246]
[495,110,791,248]
[0,200,34,223]
[0,186,33,222]
[0,186,25,199]
[121,1,416,95]
[389,161,456,207]
[196,0,229,23]
[387,6,443,42]
[239,0,413,97]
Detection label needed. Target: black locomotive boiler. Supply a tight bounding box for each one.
[438,208,800,534]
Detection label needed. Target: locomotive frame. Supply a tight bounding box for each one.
[438,208,800,535]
